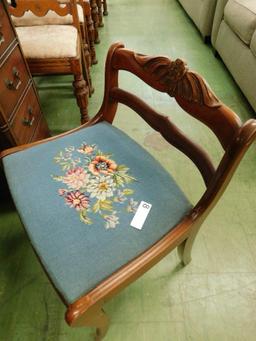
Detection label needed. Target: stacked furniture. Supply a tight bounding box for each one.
[8,0,90,124]
[0,0,49,150]
[212,0,256,112]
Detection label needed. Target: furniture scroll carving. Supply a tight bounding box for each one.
[134,53,220,108]
[8,0,72,18]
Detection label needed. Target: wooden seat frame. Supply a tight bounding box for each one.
[1,42,256,340]
[9,0,90,123]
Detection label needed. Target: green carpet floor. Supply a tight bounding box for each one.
[1,0,256,340]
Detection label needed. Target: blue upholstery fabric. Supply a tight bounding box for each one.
[3,122,192,304]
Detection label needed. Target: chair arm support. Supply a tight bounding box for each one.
[192,119,256,220]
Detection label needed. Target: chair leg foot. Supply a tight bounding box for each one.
[177,239,192,266]
[67,305,109,340]
[94,308,109,340]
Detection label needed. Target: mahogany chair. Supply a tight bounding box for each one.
[10,0,97,89]
[9,0,90,123]
[1,43,256,340]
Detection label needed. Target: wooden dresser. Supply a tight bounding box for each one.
[0,0,49,151]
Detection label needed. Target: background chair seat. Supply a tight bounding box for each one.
[3,122,192,304]
[16,25,78,59]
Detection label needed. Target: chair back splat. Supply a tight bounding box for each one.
[1,43,256,340]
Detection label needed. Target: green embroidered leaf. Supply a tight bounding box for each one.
[114,173,136,185]
[100,200,113,211]
[117,164,130,172]
[92,200,101,213]
[80,210,92,225]
[113,174,125,186]
[122,188,134,195]
[51,175,64,182]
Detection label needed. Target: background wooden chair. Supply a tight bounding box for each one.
[9,0,90,123]
[1,42,256,340]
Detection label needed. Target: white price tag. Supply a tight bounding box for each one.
[130,201,152,230]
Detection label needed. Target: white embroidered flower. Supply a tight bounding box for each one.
[87,176,116,201]
[62,167,90,190]
[77,143,95,155]
[114,189,127,203]
[104,211,119,229]
[126,198,139,213]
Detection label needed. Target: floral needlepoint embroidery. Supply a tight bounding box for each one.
[52,142,139,228]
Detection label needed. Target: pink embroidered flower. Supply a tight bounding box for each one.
[62,167,89,190]
[58,188,67,196]
[77,144,94,155]
[88,156,117,175]
[65,191,89,211]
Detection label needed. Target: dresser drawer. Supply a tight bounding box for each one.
[11,85,42,145]
[0,45,30,120]
[0,1,16,56]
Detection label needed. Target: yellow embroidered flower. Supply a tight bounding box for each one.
[87,176,116,201]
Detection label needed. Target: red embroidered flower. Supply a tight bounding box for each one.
[65,191,89,211]
[88,156,117,175]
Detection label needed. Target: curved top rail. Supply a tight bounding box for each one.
[8,0,73,17]
[111,48,242,149]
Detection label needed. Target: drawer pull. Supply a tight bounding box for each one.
[0,32,4,46]
[23,106,35,127]
[5,67,22,91]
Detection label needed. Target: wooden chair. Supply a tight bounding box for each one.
[10,0,97,89]
[1,42,256,340]
[9,0,90,123]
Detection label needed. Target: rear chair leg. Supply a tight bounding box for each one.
[94,308,109,341]
[177,238,192,265]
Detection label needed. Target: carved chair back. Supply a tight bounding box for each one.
[9,0,81,33]
[95,44,256,193]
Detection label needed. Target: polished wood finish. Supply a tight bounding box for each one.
[1,42,256,339]
[9,0,90,123]
[0,45,30,119]
[0,0,49,150]
[0,0,15,55]
[89,0,100,43]
[96,0,103,27]
[81,0,97,64]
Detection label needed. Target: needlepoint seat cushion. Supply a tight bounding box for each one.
[3,122,192,304]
